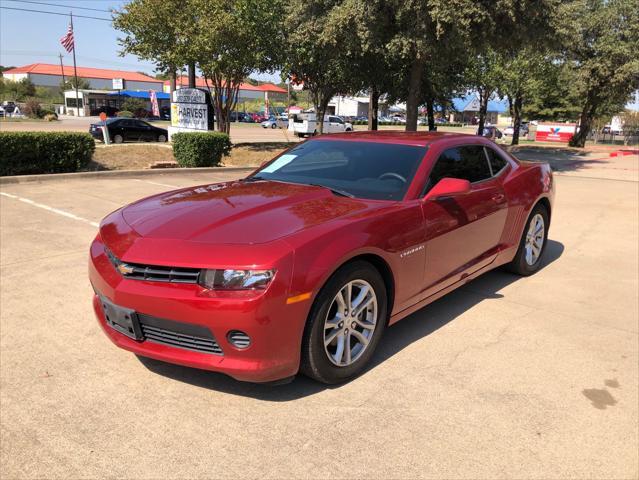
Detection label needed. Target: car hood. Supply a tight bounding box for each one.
[120,180,376,245]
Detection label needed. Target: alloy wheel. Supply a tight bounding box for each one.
[323,279,378,367]
[525,213,545,265]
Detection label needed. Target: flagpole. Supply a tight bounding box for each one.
[70,12,80,116]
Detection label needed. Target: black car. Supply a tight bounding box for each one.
[89,118,168,143]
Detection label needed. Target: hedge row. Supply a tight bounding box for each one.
[172,131,232,167]
[0,132,95,176]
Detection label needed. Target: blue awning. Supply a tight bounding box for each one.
[107,90,170,100]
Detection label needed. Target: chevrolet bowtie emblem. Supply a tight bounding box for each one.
[117,263,135,275]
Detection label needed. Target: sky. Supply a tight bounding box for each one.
[0,0,280,82]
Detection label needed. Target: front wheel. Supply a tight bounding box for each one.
[507,203,549,275]
[300,261,387,384]
[113,134,123,144]
[157,134,167,142]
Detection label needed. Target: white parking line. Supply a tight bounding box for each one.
[0,192,99,227]
[132,179,181,189]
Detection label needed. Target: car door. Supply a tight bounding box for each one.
[135,120,154,141]
[328,116,344,133]
[420,144,509,296]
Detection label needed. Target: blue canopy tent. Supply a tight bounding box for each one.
[107,90,170,100]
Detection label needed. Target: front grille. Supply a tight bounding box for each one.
[105,247,200,284]
[138,313,223,355]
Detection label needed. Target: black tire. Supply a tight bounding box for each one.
[507,203,549,276]
[157,134,167,142]
[300,261,387,384]
[113,134,123,144]
[271,123,277,129]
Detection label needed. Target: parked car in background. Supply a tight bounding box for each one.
[89,118,168,143]
[391,115,407,123]
[89,131,554,384]
[230,111,251,122]
[503,123,529,136]
[288,113,353,137]
[1,101,16,115]
[261,116,280,129]
[478,125,503,139]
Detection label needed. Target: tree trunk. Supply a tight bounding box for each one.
[426,98,435,131]
[368,87,379,131]
[316,95,331,135]
[169,68,176,94]
[570,99,596,148]
[405,56,424,132]
[477,89,489,135]
[187,63,196,88]
[511,94,523,146]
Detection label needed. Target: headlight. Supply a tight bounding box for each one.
[198,269,276,290]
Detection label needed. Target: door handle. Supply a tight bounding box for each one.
[491,193,505,202]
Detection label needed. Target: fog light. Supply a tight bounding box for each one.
[227,330,251,349]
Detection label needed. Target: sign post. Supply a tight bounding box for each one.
[99,111,110,145]
[168,88,214,140]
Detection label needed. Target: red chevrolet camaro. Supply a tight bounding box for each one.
[89,131,554,384]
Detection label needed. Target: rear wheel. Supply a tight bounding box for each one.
[507,203,549,275]
[301,261,387,384]
[271,123,277,129]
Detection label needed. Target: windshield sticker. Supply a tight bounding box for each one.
[261,154,297,173]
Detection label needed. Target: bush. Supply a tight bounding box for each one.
[172,132,232,167]
[116,110,134,118]
[39,109,58,120]
[0,132,95,176]
[22,98,41,119]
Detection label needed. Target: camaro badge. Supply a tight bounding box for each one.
[400,245,424,259]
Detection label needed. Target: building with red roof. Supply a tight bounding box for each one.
[163,76,286,100]
[3,63,164,91]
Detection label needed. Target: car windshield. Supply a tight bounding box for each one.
[252,139,427,201]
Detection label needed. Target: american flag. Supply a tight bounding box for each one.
[60,24,74,53]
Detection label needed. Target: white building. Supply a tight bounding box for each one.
[3,63,164,91]
[328,96,370,117]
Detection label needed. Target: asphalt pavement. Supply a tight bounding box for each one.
[0,155,637,478]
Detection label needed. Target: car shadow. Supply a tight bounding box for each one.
[137,240,564,401]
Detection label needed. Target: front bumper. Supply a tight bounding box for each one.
[89,235,309,383]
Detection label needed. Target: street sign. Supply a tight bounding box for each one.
[170,88,213,131]
[112,78,124,90]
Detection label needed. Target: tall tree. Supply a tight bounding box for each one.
[558,0,639,147]
[192,0,284,133]
[114,0,196,93]
[284,1,353,134]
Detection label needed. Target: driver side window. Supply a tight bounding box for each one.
[427,145,492,192]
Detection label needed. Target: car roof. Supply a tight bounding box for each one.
[315,130,473,147]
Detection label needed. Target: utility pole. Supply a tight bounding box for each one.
[58,53,66,84]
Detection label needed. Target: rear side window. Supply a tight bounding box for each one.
[484,147,507,174]
[429,145,492,186]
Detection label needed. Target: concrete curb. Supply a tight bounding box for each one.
[0,167,256,185]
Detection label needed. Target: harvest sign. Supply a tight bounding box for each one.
[170,88,214,132]
[536,123,577,143]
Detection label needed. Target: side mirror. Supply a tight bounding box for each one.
[423,178,471,201]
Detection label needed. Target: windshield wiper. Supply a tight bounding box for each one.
[308,183,354,198]
[242,175,266,182]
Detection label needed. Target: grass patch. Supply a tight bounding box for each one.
[85,142,292,171]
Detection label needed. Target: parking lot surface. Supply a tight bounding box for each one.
[1,157,638,478]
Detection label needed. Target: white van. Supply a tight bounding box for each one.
[288,113,353,137]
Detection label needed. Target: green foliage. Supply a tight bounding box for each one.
[120,97,148,116]
[0,132,95,176]
[116,110,134,118]
[0,78,36,101]
[559,0,639,147]
[60,77,91,91]
[22,99,41,119]
[172,132,232,167]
